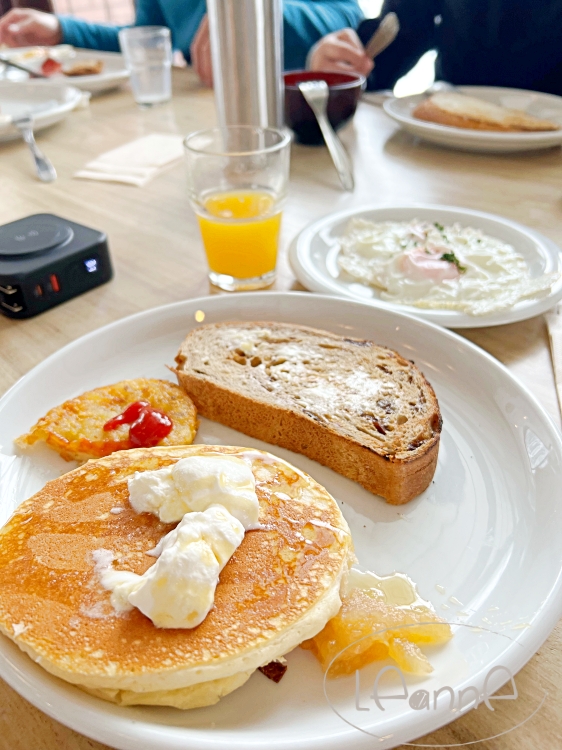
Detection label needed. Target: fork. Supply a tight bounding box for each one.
[0,55,47,79]
[12,115,57,182]
[298,80,354,192]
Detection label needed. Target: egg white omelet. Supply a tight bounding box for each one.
[338,218,559,316]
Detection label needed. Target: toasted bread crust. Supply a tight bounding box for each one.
[413,94,560,132]
[174,322,442,505]
[413,98,512,131]
[64,60,104,76]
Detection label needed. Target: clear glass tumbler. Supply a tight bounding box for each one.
[118,26,172,106]
[184,126,291,291]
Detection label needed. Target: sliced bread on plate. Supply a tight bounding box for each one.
[174,322,442,505]
[412,92,560,132]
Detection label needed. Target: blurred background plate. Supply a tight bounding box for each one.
[0,80,82,142]
[0,47,129,93]
[383,86,562,152]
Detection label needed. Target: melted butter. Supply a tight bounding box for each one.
[343,567,431,611]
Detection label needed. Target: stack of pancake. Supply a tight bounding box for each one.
[0,445,352,708]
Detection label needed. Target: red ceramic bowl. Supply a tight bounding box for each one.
[284,70,365,146]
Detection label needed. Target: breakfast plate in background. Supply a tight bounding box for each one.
[0,80,82,142]
[383,86,562,152]
[0,292,561,749]
[0,46,129,94]
[289,204,562,328]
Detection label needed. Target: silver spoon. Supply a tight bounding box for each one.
[12,115,57,182]
[364,12,400,61]
[298,80,354,192]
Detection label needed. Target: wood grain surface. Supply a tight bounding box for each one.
[0,68,561,749]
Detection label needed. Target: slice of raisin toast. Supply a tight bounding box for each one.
[174,322,442,505]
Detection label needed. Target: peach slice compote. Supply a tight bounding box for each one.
[301,569,452,677]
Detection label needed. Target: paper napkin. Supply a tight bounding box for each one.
[74,133,184,187]
[545,305,562,416]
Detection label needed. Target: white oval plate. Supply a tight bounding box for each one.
[0,292,561,750]
[383,86,562,152]
[289,203,562,328]
[0,47,129,94]
[0,80,82,142]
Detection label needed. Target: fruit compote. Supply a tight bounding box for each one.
[301,568,452,677]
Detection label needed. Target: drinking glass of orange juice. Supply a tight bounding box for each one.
[184,126,291,291]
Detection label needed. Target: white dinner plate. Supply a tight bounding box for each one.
[289,203,562,328]
[383,86,562,152]
[0,292,561,750]
[0,80,82,142]
[0,47,129,94]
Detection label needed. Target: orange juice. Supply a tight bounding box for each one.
[197,190,281,279]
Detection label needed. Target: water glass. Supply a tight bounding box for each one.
[118,26,172,106]
[184,126,291,292]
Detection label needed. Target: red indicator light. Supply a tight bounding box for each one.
[50,274,60,292]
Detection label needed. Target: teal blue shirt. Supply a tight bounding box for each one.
[58,0,363,71]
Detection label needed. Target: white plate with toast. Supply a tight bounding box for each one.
[383,86,562,152]
[0,292,561,749]
[0,47,129,94]
[289,203,562,328]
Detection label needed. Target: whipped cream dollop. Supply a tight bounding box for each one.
[128,455,259,529]
[95,454,260,629]
[94,504,245,628]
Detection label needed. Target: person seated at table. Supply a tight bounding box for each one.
[307,0,562,97]
[0,0,363,86]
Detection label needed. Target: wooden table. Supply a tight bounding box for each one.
[1,68,561,749]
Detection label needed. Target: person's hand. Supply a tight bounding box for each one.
[190,15,213,88]
[308,28,373,77]
[0,8,62,47]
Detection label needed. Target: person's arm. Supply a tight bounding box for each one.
[283,0,364,71]
[58,0,166,52]
[57,16,122,51]
[357,0,439,90]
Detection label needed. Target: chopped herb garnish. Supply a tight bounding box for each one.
[440,251,467,273]
[434,222,445,232]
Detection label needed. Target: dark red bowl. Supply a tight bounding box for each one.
[284,70,365,146]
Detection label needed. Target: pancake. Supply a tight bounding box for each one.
[0,445,353,708]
